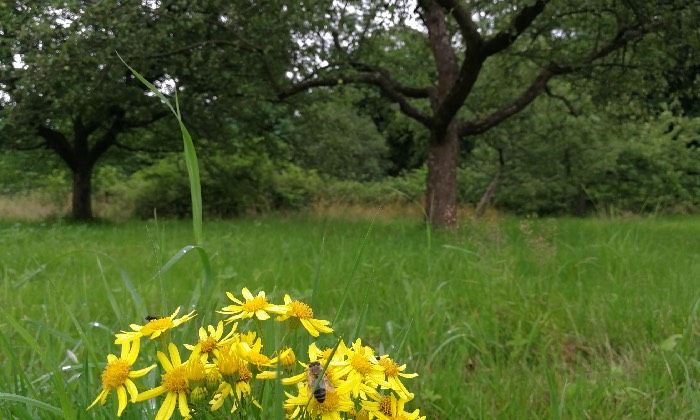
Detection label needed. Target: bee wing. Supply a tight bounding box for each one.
[323,375,335,392]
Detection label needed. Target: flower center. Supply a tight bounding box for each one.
[142,318,173,333]
[350,353,373,375]
[315,390,340,413]
[241,296,268,312]
[162,366,189,393]
[200,336,217,354]
[101,359,131,388]
[237,364,252,382]
[289,301,313,319]
[379,396,392,416]
[378,358,400,376]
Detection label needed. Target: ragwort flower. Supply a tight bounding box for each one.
[284,380,355,420]
[209,359,262,413]
[184,320,237,361]
[133,342,193,420]
[218,288,286,322]
[276,294,334,337]
[115,307,196,344]
[377,355,418,400]
[334,339,389,398]
[87,339,156,416]
[361,393,426,420]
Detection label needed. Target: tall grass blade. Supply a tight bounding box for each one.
[0,330,35,395]
[96,257,122,321]
[331,216,376,326]
[120,268,145,317]
[310,229,326,309]
[0,306,45,357]
[0,393,63,417]
[117,53,203,246]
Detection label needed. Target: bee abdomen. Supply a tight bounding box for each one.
[313,386,326,403]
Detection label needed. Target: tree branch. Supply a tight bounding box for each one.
[482,0,549,56]
[544,86,579,116]
[278,73,433,127]
[37,126,76,170]
[460,66,556,135]
[434,0,483,51]
[430,0,549,135]
[460,23,651,136]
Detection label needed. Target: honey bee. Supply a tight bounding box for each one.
[307,361,334,403]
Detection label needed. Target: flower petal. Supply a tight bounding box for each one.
[116,385,128,416]
[157,351,174,372]
[124,378,139,402]
[168,342,181,367]
[178,391,190,418]
[155,392,177,420]
[129,364,157,378]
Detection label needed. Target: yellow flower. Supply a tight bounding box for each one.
[184,321,237,361]
[218,288,286,322]
[276,294,334,337]
[115,307,196,344]
[361,393,425,420]
[334,339,389,398]
[133,343,193,420]
[238,337,281,371]
[87,339,156,416]
[284,381,354,420]
[279,347,297,372]
[209,361,262,413]
[377,355,418,400]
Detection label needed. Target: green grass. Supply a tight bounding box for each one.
[1,215,700,418]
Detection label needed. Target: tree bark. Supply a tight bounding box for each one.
[71,162,94,221]
[426,122,459,227]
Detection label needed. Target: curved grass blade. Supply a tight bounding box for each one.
[117,53,203,246]
[0,306,45,357]
[331,215,377,326]
[0,393,63,417]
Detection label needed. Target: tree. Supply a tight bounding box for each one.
[262,0,698,227]
[0,0,294,220]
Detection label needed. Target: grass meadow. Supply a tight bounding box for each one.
[1,214,699,419]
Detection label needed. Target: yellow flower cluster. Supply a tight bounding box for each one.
[88,287,423,420]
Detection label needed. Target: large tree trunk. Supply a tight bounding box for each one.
[71,162,94,221]
[426,122,459,227]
